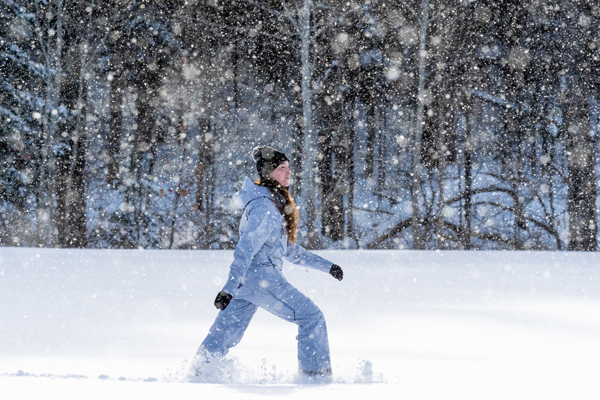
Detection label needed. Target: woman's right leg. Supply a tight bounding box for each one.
[197,298,258,358]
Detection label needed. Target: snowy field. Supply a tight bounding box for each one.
[1,247,599,399]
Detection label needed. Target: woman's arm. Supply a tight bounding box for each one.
[283,242,334,273]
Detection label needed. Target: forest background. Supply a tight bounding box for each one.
[1,0,599,251]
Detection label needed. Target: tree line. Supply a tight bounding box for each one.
[1,0,598,251]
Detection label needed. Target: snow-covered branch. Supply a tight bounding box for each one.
[280,0,300,32]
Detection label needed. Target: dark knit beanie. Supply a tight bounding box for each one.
[252,146,289,180]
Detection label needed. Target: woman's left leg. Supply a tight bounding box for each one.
[197,298,258,358]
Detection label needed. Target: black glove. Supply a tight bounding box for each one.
[214,291,233,310]
[329,264,344,281]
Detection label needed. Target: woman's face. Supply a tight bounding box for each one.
[269,161,291,187]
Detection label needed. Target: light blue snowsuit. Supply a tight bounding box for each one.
[198,177,335,373]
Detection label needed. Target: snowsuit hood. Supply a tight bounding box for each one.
[233,177,280,209]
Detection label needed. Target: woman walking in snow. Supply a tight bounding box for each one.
[191,146,344,381]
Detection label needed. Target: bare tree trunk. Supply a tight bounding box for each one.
[544,141,561,250]
[411,0,430,250]
[291,83,304,198]
[346,93,357,243]
[564,84,597,251]
[107,43,125,186]
[435,96,451,249]
[299,0,320,248]
[70,135,88,247]
[128,63,161,246]
[56,4,88,248]
[559,0,598,251]
[317,117,333,236]
[317,62,344,241]
[365,95,376,179]
[55,140,69,246]
[193,33,218,249]
[35,0,65,245]
[233,39,240,109]
[130,76,159,175]
[463,98,473,250]
[291,125,303,196]
[169,105,187,249]
[431,2,463,249]
[513,112,527,249]
[195,118,211,213]
[195,116,214,250]
[68,5,95,249]
[435,130,447,248]
[376,102,386,201]
[330,133,346,241]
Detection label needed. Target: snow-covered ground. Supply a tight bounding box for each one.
[1,248,599,399]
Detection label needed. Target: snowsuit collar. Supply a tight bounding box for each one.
[235,177,284,211]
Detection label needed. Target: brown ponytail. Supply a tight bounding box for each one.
[254,178,299,244]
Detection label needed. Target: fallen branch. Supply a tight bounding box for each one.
[366,218,412,249]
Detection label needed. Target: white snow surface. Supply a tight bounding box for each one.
[1,248,599,399]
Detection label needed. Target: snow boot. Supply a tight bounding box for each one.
[298,368,333,384]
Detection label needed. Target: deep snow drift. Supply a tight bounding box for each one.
[1,248,599,399]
